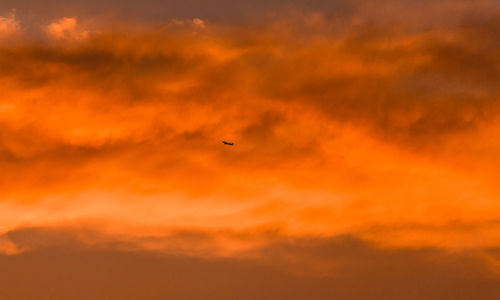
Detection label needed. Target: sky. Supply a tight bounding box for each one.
[1,0,500,298]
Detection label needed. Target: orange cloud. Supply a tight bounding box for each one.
[0,5,499,264]
[44,17,89,41]
[0,10,20,38]
[1,2,500,297]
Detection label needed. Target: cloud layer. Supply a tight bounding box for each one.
[2,227,500,299]
[0,1,500,297]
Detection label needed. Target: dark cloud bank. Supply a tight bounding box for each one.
[1,227,500,300]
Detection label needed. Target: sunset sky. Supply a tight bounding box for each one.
[1,0,500,299]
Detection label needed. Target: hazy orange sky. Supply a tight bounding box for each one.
[1,1,500,298]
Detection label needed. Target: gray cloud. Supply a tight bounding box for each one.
[1,227,500,299]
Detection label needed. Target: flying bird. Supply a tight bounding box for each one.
[222,141,234,146]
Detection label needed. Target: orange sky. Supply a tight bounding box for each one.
[1,1,500,298]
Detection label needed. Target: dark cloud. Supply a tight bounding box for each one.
[2,0,499,29]
[1,227,500,299]
[0,0,358,26]
[249,15,500,146]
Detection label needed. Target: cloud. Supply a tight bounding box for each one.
[44,17,89,40]
[0,3,500,297]
[0,1,499,277]
[0,12,499,251]
[1,227,500,299]
[0,10,20,38]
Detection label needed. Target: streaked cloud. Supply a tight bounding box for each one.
[0,0,499,297]
[0,15,499,248]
